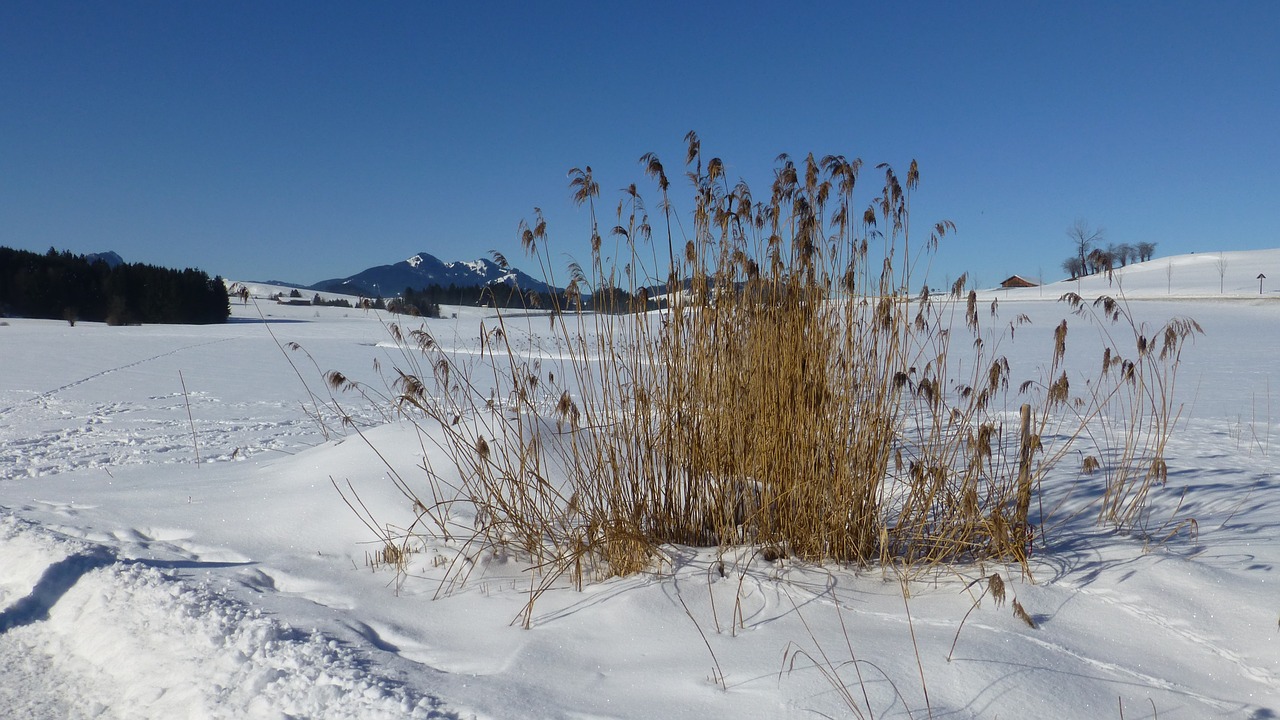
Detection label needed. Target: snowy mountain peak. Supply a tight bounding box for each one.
[405,252,444,269]
[85,250,125,268]
[457,259,489,276]
[309,251,552,296]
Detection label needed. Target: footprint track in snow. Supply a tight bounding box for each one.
[1070,583,1279,688]
[0,338,236,419]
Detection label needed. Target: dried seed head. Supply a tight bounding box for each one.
[1151,456,1168,484]
[434,359,451,387]
[1047,372,1070,406]
[877,296,894,329]
[988,573,1006,607]
[975,388,991,411]
[917,377,935,404]
[396,372,426,402]
[1013,599,1037,628]
[325,370,348,391]
[987,359,1004,393]
[975,423,995,458]
[410,328,433,347]
[475,435,490,461]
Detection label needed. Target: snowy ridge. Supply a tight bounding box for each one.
[0,514,450,719]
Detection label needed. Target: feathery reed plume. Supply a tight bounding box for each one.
[1013,599,1037,628]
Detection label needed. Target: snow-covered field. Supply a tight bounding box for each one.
[1,251,1278,719]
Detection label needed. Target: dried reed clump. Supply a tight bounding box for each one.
[356,134,1198,600]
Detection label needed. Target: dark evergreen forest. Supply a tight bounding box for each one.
[400,282,651,314]
[0,247,230,325]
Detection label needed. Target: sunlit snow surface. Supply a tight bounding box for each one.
[1,251,1278,718]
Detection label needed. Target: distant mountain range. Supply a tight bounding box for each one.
[302,252,553,297]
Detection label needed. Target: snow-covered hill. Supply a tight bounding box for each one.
[992,247,1280,299]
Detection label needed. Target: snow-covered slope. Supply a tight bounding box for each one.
[1,252,1278,717]
[992,248,1280,299]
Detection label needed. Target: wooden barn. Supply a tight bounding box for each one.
[999,275,1039,289]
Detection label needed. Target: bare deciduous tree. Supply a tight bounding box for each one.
[1112,243,1134,267]
[1068,219,1105,275]
[1061,257,1084,279]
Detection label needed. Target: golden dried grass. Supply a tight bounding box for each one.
[341,137,1198,612]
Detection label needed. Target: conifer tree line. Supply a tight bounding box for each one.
[0,247,230,325]
[389,282,654,315]
[388,283,556,312]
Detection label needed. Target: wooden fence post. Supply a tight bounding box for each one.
[1015,404,1033,532]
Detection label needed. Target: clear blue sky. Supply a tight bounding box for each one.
[3,1,1277,288]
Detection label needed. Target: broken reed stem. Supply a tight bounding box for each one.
[676,590,727,691]
[179,370,200,467]
[901,580,933,719]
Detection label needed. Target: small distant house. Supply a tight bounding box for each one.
[999,275,1038,289]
